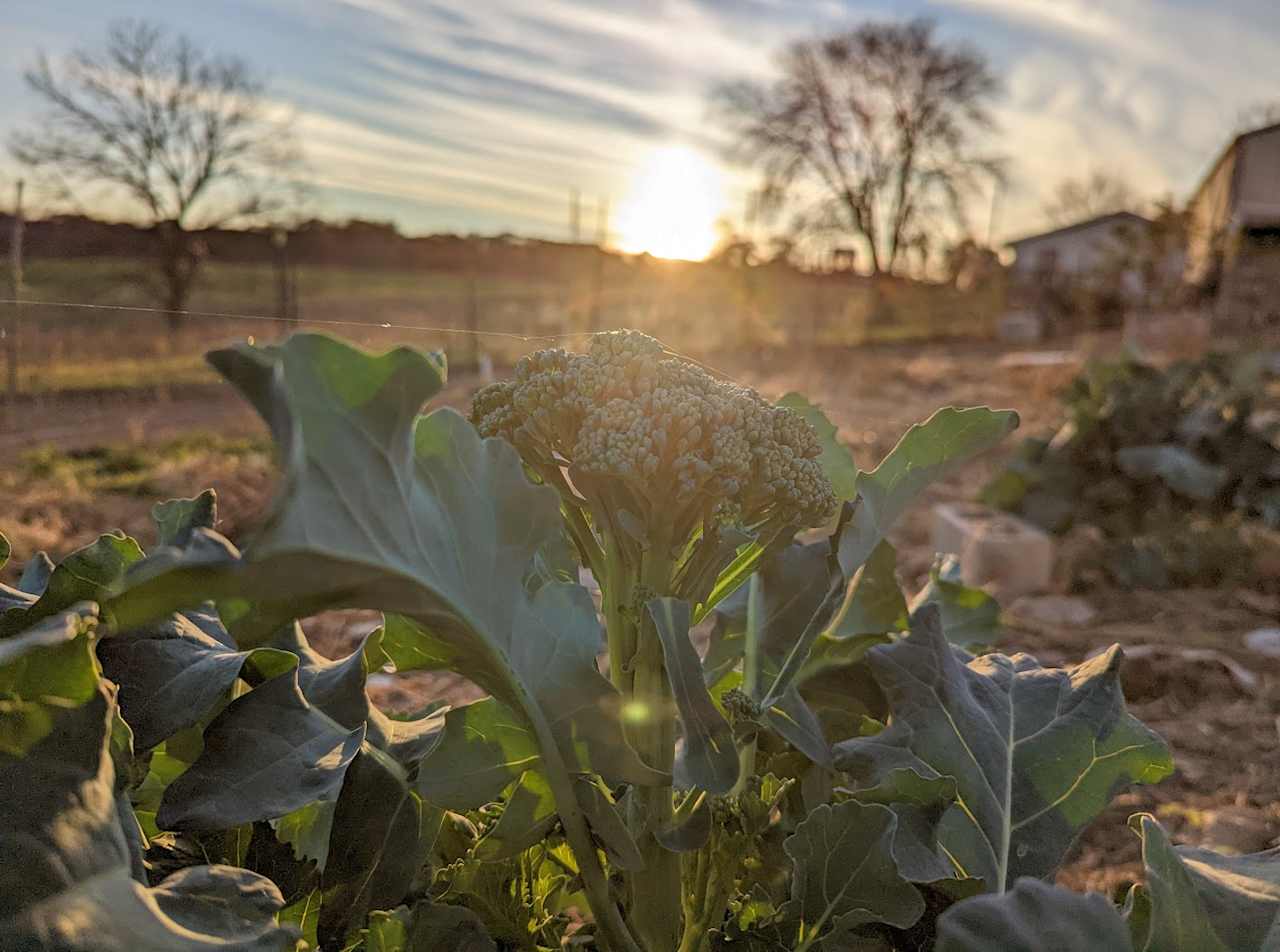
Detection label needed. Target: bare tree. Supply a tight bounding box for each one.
[712,19,1002,276]
[10,20,301,328]
[1042,171,1138,227]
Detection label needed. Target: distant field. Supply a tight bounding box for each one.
[4,256,1003,398]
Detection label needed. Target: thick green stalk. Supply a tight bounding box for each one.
[617,542,682,952]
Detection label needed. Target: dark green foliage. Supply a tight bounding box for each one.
[984,353,1280,588]
[1,332,1260,952]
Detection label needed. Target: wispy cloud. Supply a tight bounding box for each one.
[1,0,1277,242]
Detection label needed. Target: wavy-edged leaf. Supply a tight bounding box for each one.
[0,609,100,755]
[1,532,143,636]
[1131,813,1280,952]
[648,597,739,794]
[777,393,859,501]
[908,554,1001,650]
[838,407,1020,576]
[418,696,543,810]
[97,612,294,752]
[936,878,1131,952]
[157,669,365,831]
[784,801,925,943]
[17,551,54,596]
[834,606,1172,892]
[110,335,657,795]
[474,771,557,861]
[318,745,434,948]
[0,632,295,951]
[153,490,218,548]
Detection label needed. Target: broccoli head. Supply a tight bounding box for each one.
[472,331,836,556]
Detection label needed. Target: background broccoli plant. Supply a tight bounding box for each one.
[5,331,1260,952]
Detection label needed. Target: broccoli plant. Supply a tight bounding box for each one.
[4,331,1269,952]
[471,332,838,948]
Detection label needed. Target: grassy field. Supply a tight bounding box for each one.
[3,256,1004,397]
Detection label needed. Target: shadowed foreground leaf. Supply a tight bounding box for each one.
[0,624,295,951]
[936,878,1131,952]
[784,801,925,945]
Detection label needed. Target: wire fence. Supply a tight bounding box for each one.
[0,254,1006,436]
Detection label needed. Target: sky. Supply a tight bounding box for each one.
[2,0,1279,257]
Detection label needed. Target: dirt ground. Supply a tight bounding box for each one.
[4,336,1278,897]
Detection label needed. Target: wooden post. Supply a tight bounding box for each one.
[6,180,24,406]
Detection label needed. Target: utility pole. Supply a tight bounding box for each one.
[6,180,24,407]
[569,187,581,243]
[589,197,609,332]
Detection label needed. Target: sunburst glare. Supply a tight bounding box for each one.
[614,145,727,261]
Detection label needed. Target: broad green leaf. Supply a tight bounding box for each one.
[279,889,321,949]
[474,771,557,861]
[705,540,842,702]
[418,696,542,810]
[1115,445,1228,502]
[784,801,925,944]
[648,597,739,794]
[272,800,337,870]
[0,642,295,951]
[96,612,294,751]
[777,393,859,501]
[111,334,657,795]
[157,670,365,831]
[3,863,299,952]
[1,532,144,636]
[365,901,496,952]
[0,530,8,568]
[834,606,1172,892]
[575,775,644,871]
[1131,813,1280,952]
[273,622,442,765]
[908,554,1001,649]
[936,878,1131,952]
[153,490,218,548]
[318,746,431,948]
[838,407,1020,576]
[17,551,54,595]
[0,609,99,755]
[827,541,906,640]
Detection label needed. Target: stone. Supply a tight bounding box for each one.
[1245,628,1280,658]
[1198,806,1275,855]
[1009,594,1097,627]
[931,503,1054,597]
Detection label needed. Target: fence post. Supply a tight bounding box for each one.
[6,180,23,407]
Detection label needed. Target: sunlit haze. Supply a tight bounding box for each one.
[615,146,727,260]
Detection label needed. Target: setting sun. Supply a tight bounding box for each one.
[614,145,727,261]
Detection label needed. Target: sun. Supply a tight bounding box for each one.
[614,145,727,261]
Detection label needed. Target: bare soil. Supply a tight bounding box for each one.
[4,337,1278,896]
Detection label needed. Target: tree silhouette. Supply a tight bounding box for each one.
[10,20,301,328]
[713,19,1002,276]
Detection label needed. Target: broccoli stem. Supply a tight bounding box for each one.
[614,537,682,952]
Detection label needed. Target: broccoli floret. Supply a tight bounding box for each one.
[473,331,835,594]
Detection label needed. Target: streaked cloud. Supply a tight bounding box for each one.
[1,0,1276,245]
